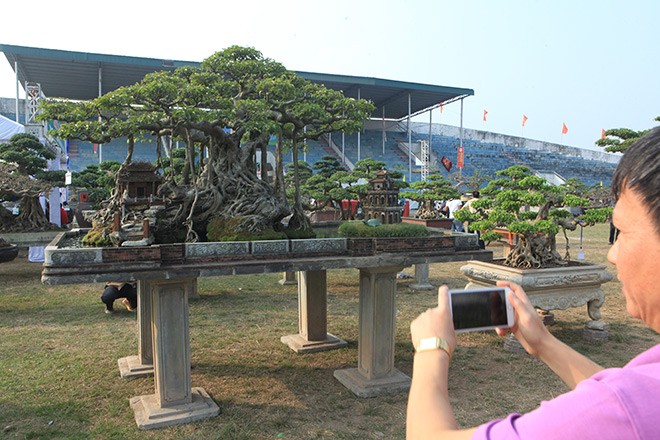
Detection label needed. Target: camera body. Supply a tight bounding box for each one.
[448,286,514,333]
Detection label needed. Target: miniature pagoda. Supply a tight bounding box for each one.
[363,170,402,224]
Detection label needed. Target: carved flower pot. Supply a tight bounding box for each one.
[460,259,613,342]
[402,216,452,230]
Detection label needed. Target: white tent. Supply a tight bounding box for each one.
[0,113,25,141]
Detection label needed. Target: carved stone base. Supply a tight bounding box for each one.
[280,333,348,354]
[333,368,411,398]
[118,355,154,378]
[130,387,219,430]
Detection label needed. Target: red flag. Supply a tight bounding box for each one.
[601,128,606,139]
[457,145,465,169]
[440,156,452,172]
[93,143,98,153]
[561,123,568,134]
[522,115,528,127]
[483,109,488,122]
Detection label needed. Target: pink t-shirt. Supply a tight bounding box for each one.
[472,344,660,440]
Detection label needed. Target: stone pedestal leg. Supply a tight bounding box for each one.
[186,278,200,299]
[334,266,410,397]
[119,280,155,378]
[279,271,297,285]
[410,263,434,290]
[281,270,347,353]
[129,278,219,429]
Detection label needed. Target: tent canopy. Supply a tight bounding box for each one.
[0,113,24,141]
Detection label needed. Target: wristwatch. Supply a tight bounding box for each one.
[416,336,451,360]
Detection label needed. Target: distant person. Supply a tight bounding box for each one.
[406,127,660,439]
[446,198,464,231]
[59,203,69,225]
[460,191,485,249]
[101,282,137,314]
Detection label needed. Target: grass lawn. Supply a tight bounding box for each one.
[0,223,658,439]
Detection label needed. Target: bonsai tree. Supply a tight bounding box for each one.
[454,165,611,269]
[399,174,460,219]
[0,133,64,231]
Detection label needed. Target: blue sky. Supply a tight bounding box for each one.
[0,0,657,151]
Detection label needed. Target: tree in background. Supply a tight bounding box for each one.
[448,168,491,193]
[71,161,121,208]
[0,133,64,231]
[596,116,659,153]
[400,174,460,219]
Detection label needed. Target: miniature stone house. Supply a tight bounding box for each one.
[363,170,402,224]
[117,162,162,202]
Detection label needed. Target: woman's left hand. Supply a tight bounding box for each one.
[410,285,457,354]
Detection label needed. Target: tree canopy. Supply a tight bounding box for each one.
[596,116,660,153]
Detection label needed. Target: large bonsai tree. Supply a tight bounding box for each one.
[399,174,460,219]
[39,46,374,243]
[454,165,611,269]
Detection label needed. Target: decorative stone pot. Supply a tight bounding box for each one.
[460,259,613,342]
[0,243,19,263]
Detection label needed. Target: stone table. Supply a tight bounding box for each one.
[43,231,491,428]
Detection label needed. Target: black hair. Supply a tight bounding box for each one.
[472,190,480,198]
[611,126,660,234]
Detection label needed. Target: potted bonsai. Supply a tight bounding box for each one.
[453,165,614,341]
[400,174,460,229]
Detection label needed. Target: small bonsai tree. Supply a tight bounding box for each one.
[399,174,460,219]
[454,165,611,269]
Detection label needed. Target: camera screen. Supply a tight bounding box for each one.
[451,289,508,330]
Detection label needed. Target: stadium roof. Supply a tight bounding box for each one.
[1,43,473,121]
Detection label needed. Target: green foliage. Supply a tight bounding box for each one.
[338,221,429,238]
[312,155,345,178]
[563,194,589,207]
[581,207,613,226]
[0,133,56,176]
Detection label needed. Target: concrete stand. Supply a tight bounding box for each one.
[281,270,347,353]
[129,278,219,429]
[119,280,154,378]
[410,263,434,290]
[334,266,411,397]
